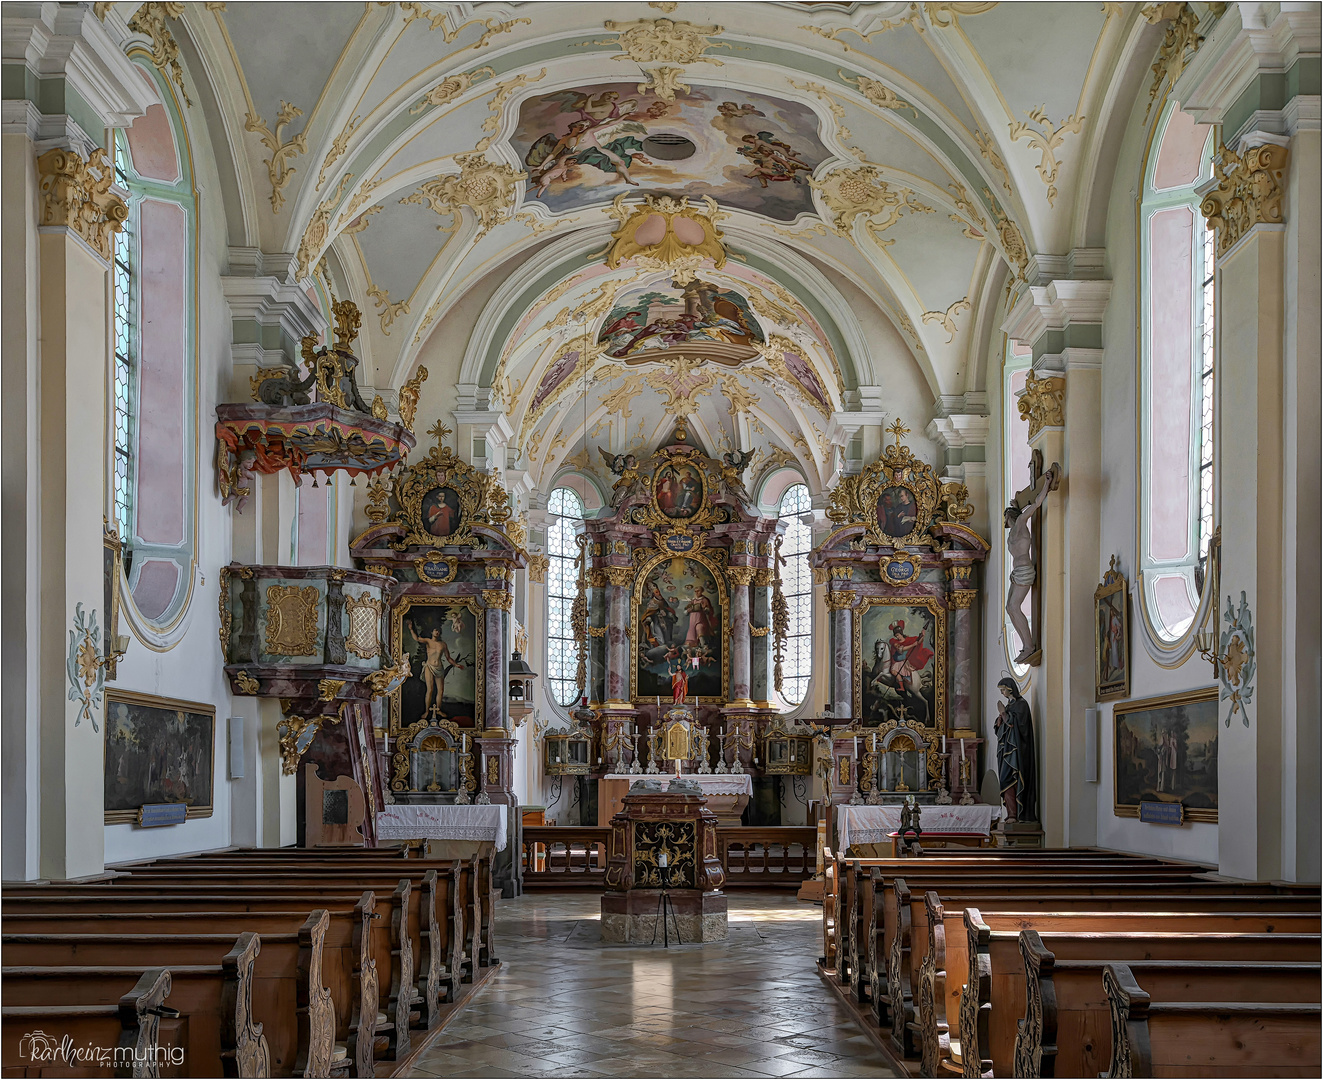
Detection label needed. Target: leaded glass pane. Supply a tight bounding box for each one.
[777,483,812,706]
[546,487,585,706]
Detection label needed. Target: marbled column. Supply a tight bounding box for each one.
[750,571,772,703]
[946,567,978,734]
[728,570,753,703]
[484,606,505,729]
[829,594,854,717]
[605,579,631,703]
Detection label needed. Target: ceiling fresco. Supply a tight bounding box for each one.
[512,83,830,220]
[101,0,1191,498]
[597,278,766,365]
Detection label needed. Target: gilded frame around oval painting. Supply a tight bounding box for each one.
[652,457,707,522]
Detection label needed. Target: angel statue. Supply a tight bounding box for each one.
[718,448,755,503]
[598,447,644,507]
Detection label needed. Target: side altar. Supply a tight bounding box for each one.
[602,778,728,943]
[812,421,991,809]
[349,422,528,891]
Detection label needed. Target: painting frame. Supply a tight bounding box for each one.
[1113,686,1218,823]
[631,552,728,704]
[853,595,948,735]
[1094,558,1130,701]
[103,689,215,825]
[652,459,707,522]
[388,595,485,735]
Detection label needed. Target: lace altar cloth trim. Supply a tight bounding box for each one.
[376,804,507,850]
[837,804,999,851]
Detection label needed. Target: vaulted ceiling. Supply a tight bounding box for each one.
[145,2,1158,492]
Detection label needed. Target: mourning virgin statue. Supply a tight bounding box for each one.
[995,677,1037,822]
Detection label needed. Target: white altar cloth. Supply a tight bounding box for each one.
[376,804,507,850]
[603,774,753,797]
[837,803,1000,852]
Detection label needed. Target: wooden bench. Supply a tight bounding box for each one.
[953,909,1321,1077]
[1015,930,1321,1078]
[3,887,380,1078]
[1102,961,1322,1078]
[909,886,1321,1073]
[1,933,270,1078]
[1,966,173,1079]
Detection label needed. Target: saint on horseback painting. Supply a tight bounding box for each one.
[857,600,944,731]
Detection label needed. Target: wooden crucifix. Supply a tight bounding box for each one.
[1005,449,1062,666]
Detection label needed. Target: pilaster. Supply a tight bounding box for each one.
[1003,268,1110,848]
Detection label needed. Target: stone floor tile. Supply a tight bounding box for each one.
[405,889,898,1079]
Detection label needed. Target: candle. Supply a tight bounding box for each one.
[941,735,947,754]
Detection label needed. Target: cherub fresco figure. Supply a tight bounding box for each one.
[736,131,813,187]
[524,91,667,194]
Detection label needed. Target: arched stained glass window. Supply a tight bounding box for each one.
[1138,101,1216,643]
[112,136,134,543]
[546,486,585,707]
[777,483,812,707]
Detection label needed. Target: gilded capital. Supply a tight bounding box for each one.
[587,568,607,589]
[1201,142,1289,258]
[604,566,635,588]
[1017,373,1066,440]
[948,590,979,610]
[825,589,856,611]
[526,553,549,584]
[727,566,755,587]
[753,568,774,587]
[482,588,513,611]
[36,147,128,262]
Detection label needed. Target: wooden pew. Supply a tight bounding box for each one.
[3,887,380,1078]
[129,851,488,986]
[1,967,172,1079]
[115,856,475,1007]
[1102,961,1322,1078]
[162,849,493,977]
[910,887,1321,1074]
[2,933,271,1078]
[1017,930,1322,1078]
[956,909,1322,1078]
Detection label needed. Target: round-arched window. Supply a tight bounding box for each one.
[777,483,812,706]
[546,486,585,706]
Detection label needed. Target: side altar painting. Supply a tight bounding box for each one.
[857,600,944,730]
[635,556,726,702]
[391,598,482,734]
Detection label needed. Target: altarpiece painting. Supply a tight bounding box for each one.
[391,598,482,734]
[634,555,726,702]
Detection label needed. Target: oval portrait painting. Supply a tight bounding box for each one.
[876,485,919,538]
[654,461,704,519]
[422,486,462,537]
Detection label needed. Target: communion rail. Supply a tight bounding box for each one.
[520,826,816,888]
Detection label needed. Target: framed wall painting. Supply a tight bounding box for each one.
[390,597,482,734]
[104,690,215,824]
[1094,556,1130,701]
[1113,686,1218,823]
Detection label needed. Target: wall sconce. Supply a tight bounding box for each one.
[1194,630,1220,676]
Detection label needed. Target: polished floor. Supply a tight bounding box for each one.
[408,891,896,1079]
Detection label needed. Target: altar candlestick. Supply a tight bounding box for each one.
[941,735,947,754]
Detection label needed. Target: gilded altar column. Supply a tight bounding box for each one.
[727,567,754,706]
[826,589,855,717]
[604,567,634,706]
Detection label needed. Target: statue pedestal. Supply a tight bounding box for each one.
[601,782,728,943]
